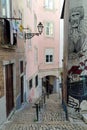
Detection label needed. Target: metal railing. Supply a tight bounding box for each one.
[34,93,46,121]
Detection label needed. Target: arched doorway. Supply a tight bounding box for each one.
[42,75,60,97]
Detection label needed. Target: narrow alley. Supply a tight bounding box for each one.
[0,93,87,130]
[1,0,87,129]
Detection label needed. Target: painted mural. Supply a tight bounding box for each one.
[68,6,86,59]
[68,0,87,111]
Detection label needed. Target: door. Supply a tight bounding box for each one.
[21,76,24,103]
[5,64,14,117]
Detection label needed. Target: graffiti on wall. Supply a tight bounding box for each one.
[68,5,87,111]
[68,6,87,60]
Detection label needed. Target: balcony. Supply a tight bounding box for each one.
[0,19,17,49]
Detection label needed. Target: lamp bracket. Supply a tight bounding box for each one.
[25,33,40,39]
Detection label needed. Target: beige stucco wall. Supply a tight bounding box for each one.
[0,0,25,124]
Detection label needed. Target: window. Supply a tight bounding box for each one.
[12,20,17,45]
[0,1,2,16]
[20,61,23,74]
[45,22,54,37]
[0,19,17,45]
[27,0,32,9]
[46,55,53,62]
[44,0,54,10]
[0,0,17,46]
[0,0,6,16]
[0,0,12,18]
[29,79,32,89]
[35,75,38,87]
[4,19,11,44]
[45,48,54,63]
[1,0,11,17]
[0,19,10,45]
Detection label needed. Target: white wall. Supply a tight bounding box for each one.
[59,0,64,68]
[60,0,64,17]
[59,19,64,67]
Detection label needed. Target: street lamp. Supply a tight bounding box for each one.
[25,22,44,39]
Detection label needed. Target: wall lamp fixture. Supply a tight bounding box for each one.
[25,22,44,39]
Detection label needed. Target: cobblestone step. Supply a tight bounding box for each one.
[12,112,35,121]
[42,112,66,122]
[2,122,87,130]
[1,94,87,130]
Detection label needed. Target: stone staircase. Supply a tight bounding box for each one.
[3,122,87,130]
[1,94,87,130]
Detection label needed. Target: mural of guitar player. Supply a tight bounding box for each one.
[68,6,87,60]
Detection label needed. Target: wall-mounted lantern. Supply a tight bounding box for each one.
[25,22,44,39]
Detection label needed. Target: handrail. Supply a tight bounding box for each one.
[34,93,46,121]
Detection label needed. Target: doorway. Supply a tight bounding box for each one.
[5,64,14,117]
[21,76,24,103]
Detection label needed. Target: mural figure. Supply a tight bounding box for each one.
[67,61,87,111]
[68,60,87,82]
[68,6,87,59]
[68,3,87,112]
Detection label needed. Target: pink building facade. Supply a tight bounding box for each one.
[0,0,61,124]
[24,0,61,102]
